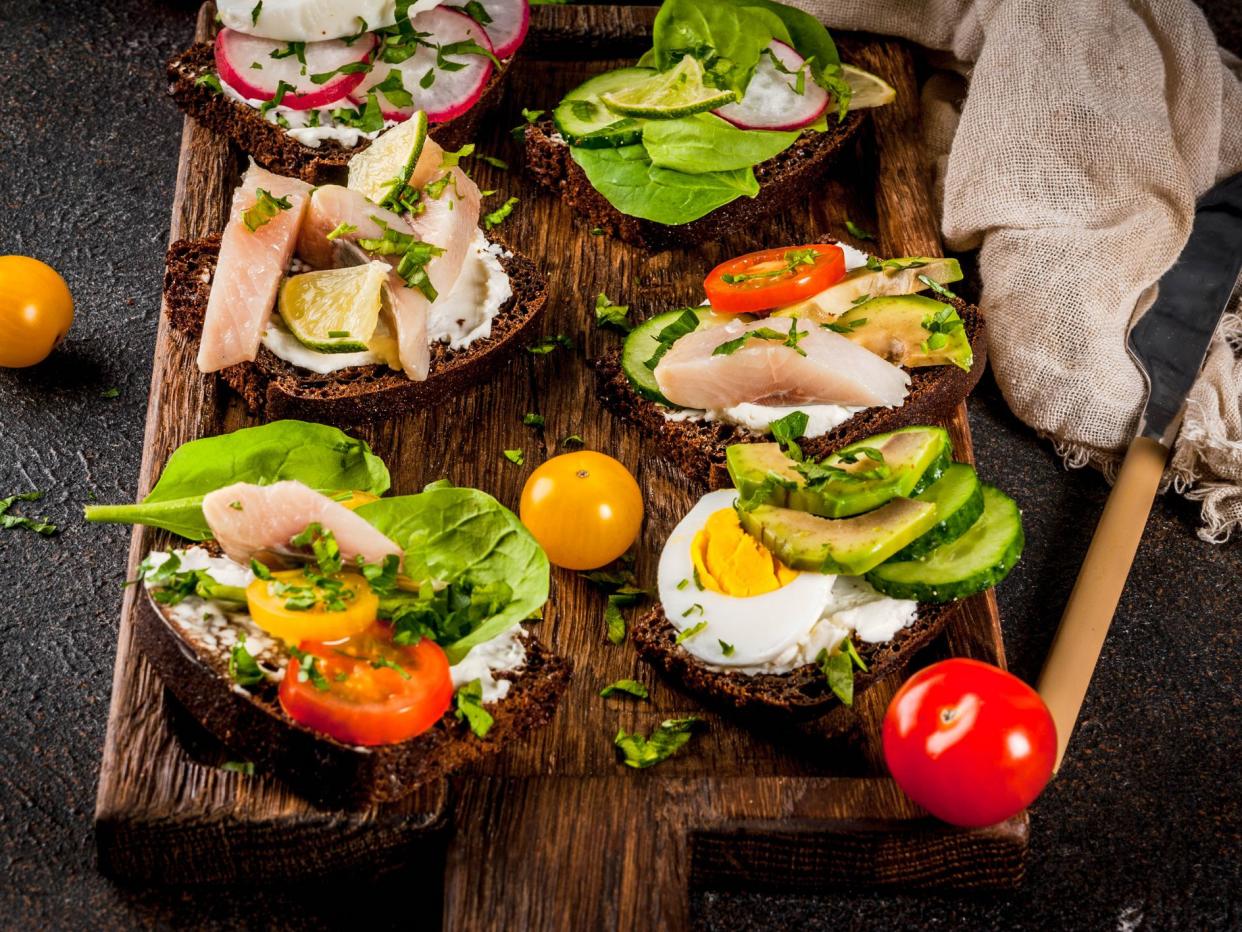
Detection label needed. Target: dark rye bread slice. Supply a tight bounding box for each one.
[168,42,513,183]
[632,598,961,720]
[593,298,988,489]
[164,235,548,426]
[523,114,865,250]
[133,585,571,809]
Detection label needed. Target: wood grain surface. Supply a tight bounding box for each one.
[94,3,1026,923]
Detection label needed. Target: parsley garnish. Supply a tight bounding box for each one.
[845,219,875,241]
[136,552,246,604]
[289,646,331,691]
[357,218,445,299]
[920,302,966,353]
[228,640,265,687]
[326,222,357,241]
[526,334,572,355]
[437,38,500,72]
[330,91,385,133]
[258,79,297,115]
[454,0,493,24]
[242,188,292,232]
[718,640,735,657]
[720,248,819,285]
[370,68,413,107]
[675,620,708,643]
[455,679,494,737]
[100,387,120,399]
[769,409,809,460]
[290,522,342,575]
[194,73,223,94]
[643,308,699,371]
[222,760,255,775]
[250,1,262,26]
[816,639,869,707]
[483,196,519,230]
[824,316,868,334]
[919,273,960,301]
[522,413,545,428]
[594,293,631,333]
[600,679,649,700]
[712,319,807,358]
[503,449,525,465]
[560,434,585,448]
[310,60,372,86]
[614,717,703,769]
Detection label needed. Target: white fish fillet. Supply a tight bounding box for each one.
[198,164,312,373]
[202,480,404,568]
[654,317,911,410]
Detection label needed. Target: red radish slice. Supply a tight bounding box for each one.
[215,28,378,110]
[464,0,529,59]
[351,8,494,123]
[712,40,828,131]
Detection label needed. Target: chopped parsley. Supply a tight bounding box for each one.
[370,68,413,107]
[845,219,875,241]
[290,522,342,575]
[522,413,545,428]
[136,552,246,605]
[483,196,519,230]
[769,409,809,460]
[823,316,868,334]
[357,218,445,299]
[228,640,265,687]
[289,647,331,691]
[920,302,966,352]
[919,273,960,301]
[614,717,703,769]
[221,760,255,775]
[712,318,807,358]
[526,334,572,355]
[643,308,699,371]
[600,679,649,700]
[502,449,525,465]
[250,1,262,26]
[594,293,631,333]
[437,38,500,72]
[310,60,372,86]
[560,434,585,448]
[326,222,357,241]
[817,638,869,707]
[242,188,292,232]
[718,640,735,657]
[258,79,297,115]
[454,0,493,24]
[721,248,819,285]
[676,620,707,645]
[99,387,120,399]
[476,153,508,170]
[511,107,545,139]
[194,73,223,94]
[455,679,494,737]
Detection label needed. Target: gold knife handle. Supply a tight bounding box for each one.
[1036,436,1169,772]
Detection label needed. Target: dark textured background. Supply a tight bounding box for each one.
[1,1,1239,928]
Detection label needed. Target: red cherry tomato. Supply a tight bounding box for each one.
[703,244,846,314]
[279,623,453,746]
[882,658,1056,828]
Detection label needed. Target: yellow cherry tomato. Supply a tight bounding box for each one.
[0,256,74,368]
[246,569,378,645]
[520,451,644,570]
[336,490,380,510]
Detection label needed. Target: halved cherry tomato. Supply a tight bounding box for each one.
[882,658,1057,828]
[280,623,453,746]
[703,244,846,314]
[246,569,378,646]
[520,451,643,570]
[0,255,74,368]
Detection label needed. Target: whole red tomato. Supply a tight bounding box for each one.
[882,658,1056,828]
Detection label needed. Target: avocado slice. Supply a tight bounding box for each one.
[772,257,962,322]
[834,294,973,372]
[737,498,940,576]
[727,426,953,519]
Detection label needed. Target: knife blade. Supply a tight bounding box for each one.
[1038,170,1242,770]
[1130,170,1242,445]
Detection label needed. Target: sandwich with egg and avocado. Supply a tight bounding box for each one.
[523,0,896,249]
[85,421,570,808]
[165,111,547,424]
[595,241,985,489]
[170,0,531,182]
[633,425,1023,718]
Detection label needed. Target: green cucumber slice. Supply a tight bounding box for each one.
[865,485,1024,603]
[554,68,654,147]
[890,462,985,561]
[621,307,730,404]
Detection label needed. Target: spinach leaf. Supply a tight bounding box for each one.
[84,421,390,539]
[650,0,790,97]
[570,144,758,226]
[642,113,798,175]
[356,487,549,663]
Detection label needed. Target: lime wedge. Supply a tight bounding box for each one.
[600,55,736,119]
[842,64,896,111]
[278,262,388,353]
[347,110,430,207]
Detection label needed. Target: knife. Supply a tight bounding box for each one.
[1036,171,1242,771]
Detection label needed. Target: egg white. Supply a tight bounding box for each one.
[656,490,919,672]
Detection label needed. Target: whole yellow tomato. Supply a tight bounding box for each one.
[520,451,644,570]
[0,256,74,368]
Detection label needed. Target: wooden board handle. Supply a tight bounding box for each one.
[1037,436,1169,771]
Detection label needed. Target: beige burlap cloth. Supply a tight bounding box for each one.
[794,0,1242,541]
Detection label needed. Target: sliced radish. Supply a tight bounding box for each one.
[350,8,494,123]
[215,28,378,110]
[462,0,529,59]
[712,40,828,131]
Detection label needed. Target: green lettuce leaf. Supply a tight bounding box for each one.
[83,421,391,539]
[570,143,758,225]
[356,487,549,663]
[642,113,798,174]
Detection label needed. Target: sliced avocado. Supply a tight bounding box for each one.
[772,257,963,322]
[834,294,973,372]
[737,498,940,576]
[728,427,953,519]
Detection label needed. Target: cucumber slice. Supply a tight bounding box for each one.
[554,68,654,147]
[891,463,985,561]
[865,485,1024,603]
[621,307,729,404]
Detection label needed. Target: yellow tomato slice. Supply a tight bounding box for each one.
[246,569,378,645]
[336,490,380,510]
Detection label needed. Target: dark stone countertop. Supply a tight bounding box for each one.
[0,1,1238,929]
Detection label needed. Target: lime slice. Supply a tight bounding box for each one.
[600,55,735,119]
[347,110,430,207]
[842,64,896,111]
[278,262,388,353]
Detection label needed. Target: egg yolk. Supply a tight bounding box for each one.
[691,508,798,597]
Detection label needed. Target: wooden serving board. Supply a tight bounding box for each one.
[94,4,1027,923]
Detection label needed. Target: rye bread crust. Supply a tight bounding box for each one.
[632,599,960,720]
[164,235,548,425]
[167,42,513,183]
[593,298,988,489]
[134,588,571,809]
[523,114,866,250]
